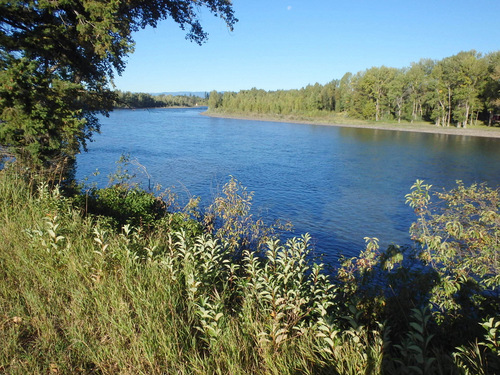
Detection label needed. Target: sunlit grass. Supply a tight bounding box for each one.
[0,169,339,373]
[0,167,498,374]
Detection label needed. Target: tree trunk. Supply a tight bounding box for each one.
[447,87,452,127]
[463,101,470,128]
[412,99,417,123]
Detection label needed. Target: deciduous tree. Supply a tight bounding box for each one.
[482,51,500,126]
[405,180,500,317]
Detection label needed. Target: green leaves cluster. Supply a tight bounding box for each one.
[331,179,499,374]
[114,90,207,109]
[205,176,292,252]
[0,56,95,172]
[454,318,500,374]
[85,184,166,229]
[0,0,237,174]
[406,180,500,316]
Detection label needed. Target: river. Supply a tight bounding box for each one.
[76,107,500,264]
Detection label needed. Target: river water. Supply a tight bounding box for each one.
[76,107,500,264]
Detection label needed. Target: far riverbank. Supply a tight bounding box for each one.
[202,111,500,139]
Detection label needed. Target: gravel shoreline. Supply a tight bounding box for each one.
[202,111,500,139]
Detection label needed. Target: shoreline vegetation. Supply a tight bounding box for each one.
[202,110,500,139]
[1,167,499,374]
[205,51,500,140]
[1,4,499,368]
[114,90,208,109]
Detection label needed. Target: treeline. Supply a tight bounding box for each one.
[114,90,208,109]
[209,50,500,127]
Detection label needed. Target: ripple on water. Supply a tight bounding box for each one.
[76,108,500,263]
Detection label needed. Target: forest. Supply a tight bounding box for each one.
[114,90,208,109]
[209,50,500,127]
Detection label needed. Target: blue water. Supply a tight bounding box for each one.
[76,107,500,264]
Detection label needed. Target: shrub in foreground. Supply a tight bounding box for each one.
[0,169,499,374]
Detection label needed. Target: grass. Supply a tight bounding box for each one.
[0,167,498,374]
[0,170,335,374]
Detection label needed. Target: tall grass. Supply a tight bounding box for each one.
[0,168,498,374]
[0,169,344,374]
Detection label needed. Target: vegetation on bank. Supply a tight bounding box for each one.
[208,50,500,129]
[203,110,500,140]
[1,160,499,374]
[114,91,208,109]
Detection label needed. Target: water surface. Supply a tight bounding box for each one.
[76,107,500,264]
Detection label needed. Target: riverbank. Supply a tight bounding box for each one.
[1,168,497,374]
[202,111,500,139]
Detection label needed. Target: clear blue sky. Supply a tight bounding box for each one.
[114,0,500,93]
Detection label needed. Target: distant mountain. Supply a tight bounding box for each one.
[152,91,208,97]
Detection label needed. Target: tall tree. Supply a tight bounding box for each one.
[335,72,353,113]
[387,68,408,123]
[427,60,454,127]
[406,59,433,123]
[482,51,500,126]
[208,90,222,110]
[320,80,337,111]
[0,0,236,175]
[356,66,397,121]
[449,51,487,128]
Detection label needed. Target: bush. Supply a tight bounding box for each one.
[84,184,166,229]
[405,180,500,321]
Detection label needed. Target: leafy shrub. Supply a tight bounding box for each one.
[337,240,439,337]
[75,155,169,230]
[454,317,500,374]
[336,180,500,373]
[406,180,500,321]
[204,176,292,253]
[84,184,166,229]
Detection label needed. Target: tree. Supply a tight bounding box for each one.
[335,72,353,113]
[406,59,433,123]
[449,51,487,128]
[427,60,454,127]
[355,66,398,121]
[0,0,237,175]
[208,90,223,110]
[303,83,322,112]
[482,51,500,126]
[387,68,408,123]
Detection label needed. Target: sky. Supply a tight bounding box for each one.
[113,0,500,93]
